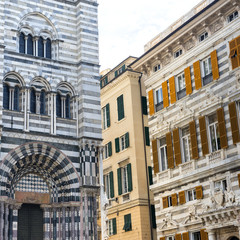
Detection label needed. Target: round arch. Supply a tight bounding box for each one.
[4,71,25,87]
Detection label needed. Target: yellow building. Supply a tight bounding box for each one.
[100,57,156,240]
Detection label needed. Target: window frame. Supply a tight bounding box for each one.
[102,105,108,130]
[201,56,213,86]
[181,126,191,163]
[174,49,183,58]
[186,189,197,202]
[108,218,117,236]
[166,236,174,240]
[227,11,239,23]
[121,165,129,194]
[214,179,227,192]
[120,134,127,151]
[208,113,221,153]
[153,64,161,72]
[159,137,168,172]
[191,231,201,240]
[199,31,208,42]
[104,173,111,199]
[155,87,164,111]
[123,214,132,232]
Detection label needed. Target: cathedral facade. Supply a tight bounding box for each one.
[0,0,101,239]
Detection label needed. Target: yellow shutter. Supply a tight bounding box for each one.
[237,36,240,67]
[228,102,240,144]
[200,229,208,240]
[160,237,166,240]
[184,67,192,95]
[175,233,182,240]
[199,116,209,156]
[162,196,168,209]
[179,191,186,204]
[229,37,239,70]
[196,185,203,199]
[166,132,174,169]
[152,139,159,174]
[148,89,155,116]
[193,60,202,90]
[171,193,178,206]
[182,232,189,240]
[217,107,228,149]
[162,81,169,108]
[173,128,182,166]
[169,76,176,104]
[189,121,199,159]
[210,50,219,80]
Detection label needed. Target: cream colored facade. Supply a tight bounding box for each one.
[131,0,240,240]
[100,57,156,240]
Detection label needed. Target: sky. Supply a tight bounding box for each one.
[98,0,202,72]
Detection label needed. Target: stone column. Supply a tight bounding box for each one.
[0,202,4,240]
[12,204,21,240]
[8,205,13,240]
[24,36,28,54]
[62,207,66,239]
[43,40,47,58]
[52,207,57,240]
[43,207,50,240]
[71,207,75,240]
[5,203,9,240]
[206,229,216,240]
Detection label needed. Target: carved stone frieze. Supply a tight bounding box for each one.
[159,212,179,230]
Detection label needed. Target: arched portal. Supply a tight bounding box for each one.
[229,237,239,240]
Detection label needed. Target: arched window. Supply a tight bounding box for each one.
[38,37,44,57]
[56,93,61,118]
[19,33,25,54]
[40,90,45,115]
[14,86,20,111]
[27,34,33,55]
[3,83,9,110]
[30,88,36,113]
[46,38,51,59]
[65,94,71,119]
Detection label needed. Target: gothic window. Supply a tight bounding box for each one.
[38,37,44,57]
[19,33,25,54]
[27,34,33,55]
[65,94,71,119]
[3,83,9,109]
[46,38,51,59]
[30,88,36,114]
[14,85,20,111]
[40,90,46,115]
[56,93,62,118]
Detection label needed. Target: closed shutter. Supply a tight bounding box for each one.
[228,102,240,144]
[196,185,203,199]
[217,107,228,149]
[182,232,189,240]
[189,121,199,159]
[117,95,124,121]
[117,168,122,195]
[109,171,114,198]
[127,163,132,192]
[145,127,150,146]
[113,218,117,235]
[166,132,174,169]
[238,174,240,187]
[169,76,176,104]
[210,50,219,80]
[106,103,110,127]
[193,60,202,90]
[122,64,126,72]
[200,229,208,240]
[115,70,118,77]
[152,139,159,174]
[100,80,103,88]
[125,132,130,148]
[229,37,239,70]
[162,196,168,209]
[237,36,240,67]
[175,233,182,240]
[199,116,209,156]
[171,193,178,206]
[173,128,182,166]
[184,67,192,95]
[151,205,156,229]
[148,166,153,185]
[179,191,186,204]
[162,81,169,108]
[160,238,166,240]
[115,138,120,153]
[108,142,112,157]
[141,96,148,115]
[148,90,155,116]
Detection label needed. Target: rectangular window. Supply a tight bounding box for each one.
[186,189,196,202]
[118,163,132,195]
[104,173,111,199]
[108,218,117,235]
[199,32,208,42]
[176,72,186,99]
[103,142,112,159]
[123,214,132,232]
[145,127,150,146]
[208,114,221,152]
[117,95,125,121]
[155,87,163,111]
[214,179,227,192]
[154,64,161,72]
[168,196,172,207]
[174,49,182,58]
[141,96,148,115]
[159,138,168,171]
[192,231,201,240]
[166,236,174,240]
[102,104,110,129]
[228,11,238,23]
[122,165,129,194]
[181,127,192,162]
[201,57,213,86]
[120,132,129,151]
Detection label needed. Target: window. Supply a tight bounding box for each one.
[176,72,186,99]
[103,142,112,159]
[3,84,10,110]
[199,32,208,42]
[123,214,132,232]
[56,93,62,118]
[214,179,227,192]
[104,171,114,199]
[191,231,201,240]
[27,34,33,55]
[30,88,36,114]
[65,94,71,119]
[117,163,132,195]
[208,114,221,152]
[167,196,172,207]
[38,37,44,57]
[40,90,46,115]
[228,11,238,23]
[56,93,72,119]
[117,95,125,121]
[155,87,163,111]
[174,49,182,58]
[201,57,212,85]
[229,35,240,70]
[46,38,51,59]
[153,64,161,72]
[115,65,125,77]
[13,86,20,111]
[166,236,174,240]
[181,127,191,162]
[186,189,196,202]
[102,104,110,129]
[159,138,168,172]
[108,218,117,235]
[19,33,25,54]
[151,205,156,229]
[120,133,129,151]
[122,165,129,194]
[145,127,150,146]
[141,96,148,115]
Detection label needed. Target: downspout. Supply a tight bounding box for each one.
[138,73,154,240]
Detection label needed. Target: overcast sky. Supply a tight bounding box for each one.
[98,0,202,72]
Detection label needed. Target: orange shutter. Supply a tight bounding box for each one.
[173,128,182,166]
[184,67,192,95]
[182,232,189,240]
[175,233,182,240]
[237,36,240,67]
[148,90,155,116]
[152,139,159,174]
[193,60,202,90]
[238,174,240,187]
[179,191,186,204]
[162,81,169,108]
[189,121,199,159]
[210,50,219,80]
[166,132,174,169]
[228,102,240,144]
[196,185,203,199]
[229,37,239,70]
[162,196,168,209]
[169,76,176,104]
[217,107,228,149]
[171,193,178,206]
[199,116,209,156]
[160,238,166,240]
[200,229,208,240]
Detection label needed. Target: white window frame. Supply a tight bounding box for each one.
[166,236,174,240]
[159,138,168,172]
[208,114,220,153]
[121,165,129,194]
[103,143,109,160]
[174,49,183,58]
[153,64,161,72]
[104,173,111,199]
[108,218,115,236]
[191,231,201,240]
[181,126,191,163]
[186,189,196,202]
[214,179,227,192]
[167,196,172,207]
[227,11,239,23]
[199,32,208,42]
[120,134,127,151]
[102,105,108,130]
[201,56,212,77]
[176,72,185,92]
[155,87,163,104]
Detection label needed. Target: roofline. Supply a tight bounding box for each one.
[129,0,219,68]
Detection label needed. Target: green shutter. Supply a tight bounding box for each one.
[115,70,118,77]
[104,76,108,85]
[117,95,125,121]
[122,64,125,72]
[100,80,102,88]
[125,132,130,148]
[123,214,132,231]
[112,218,117,235]
[109,171,114,198]
[151,205,156,229]
[117,168,122,195]
[127,163,132,192]
[115,138,120,153]
[145,127,150,146]
[108,141,112,157]
[141,96,147,115]
[148,166,153,185]
[106,103,110,127]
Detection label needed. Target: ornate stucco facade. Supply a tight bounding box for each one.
[131,0,240,239]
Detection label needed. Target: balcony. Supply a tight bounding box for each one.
[206,149,226,165]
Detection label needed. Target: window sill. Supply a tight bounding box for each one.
[206,148,226,165]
